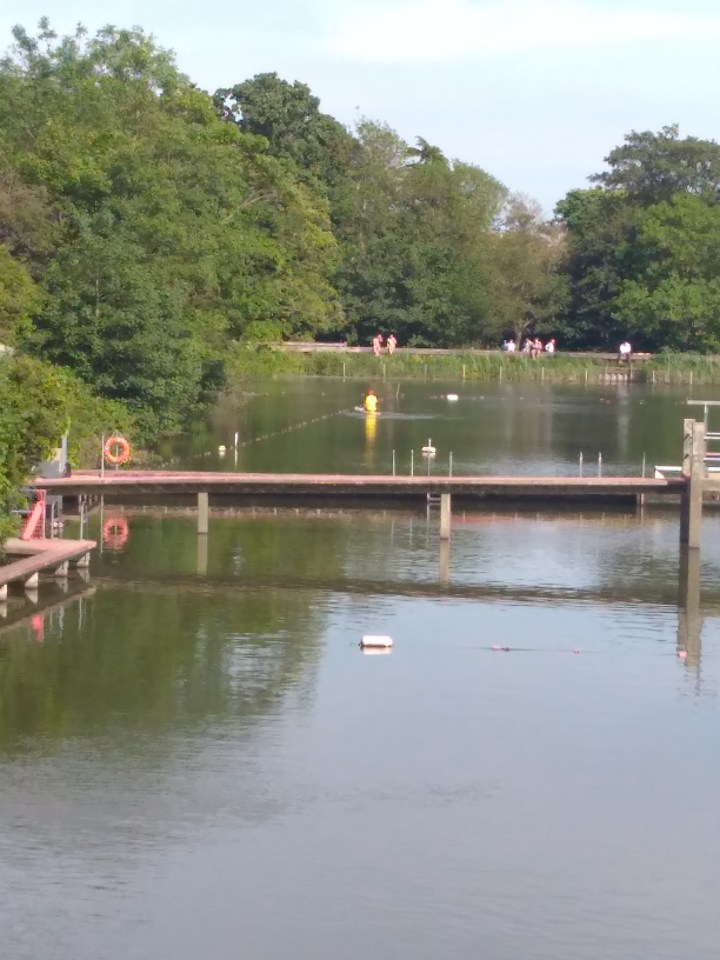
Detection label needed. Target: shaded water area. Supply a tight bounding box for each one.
[3,380,720,959]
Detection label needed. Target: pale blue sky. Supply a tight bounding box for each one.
[2,0,719,213]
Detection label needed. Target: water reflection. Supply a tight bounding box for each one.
[4,505,720,960]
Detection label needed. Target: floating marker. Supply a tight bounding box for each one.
[361,635,393,649]
[421,438,436,456]
[446,393,459,402]
[218,445,226,455]
[361,647,392,656]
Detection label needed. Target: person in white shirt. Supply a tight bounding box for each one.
[545,339,556,355]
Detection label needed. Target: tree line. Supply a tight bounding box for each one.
[2,19,720,519]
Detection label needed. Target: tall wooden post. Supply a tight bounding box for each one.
[197,491,209,535]
[439,540,450,585]
[680,420,705,549]
[197,531,208,575]
[439,493,452,540]
[678,546,701,667]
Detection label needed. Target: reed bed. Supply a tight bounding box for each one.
[227,346,720,385]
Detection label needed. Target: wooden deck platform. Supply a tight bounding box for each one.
[35,470,685,502]
[1,537,96,598]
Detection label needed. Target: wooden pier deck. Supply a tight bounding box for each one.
[35,470,685,501]
[1,537,96,598]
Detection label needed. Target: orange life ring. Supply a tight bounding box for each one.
[104,435,131,465]
[102,516,129,550]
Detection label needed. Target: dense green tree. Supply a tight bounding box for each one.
[486,195,567,346]
[614,195,720,351]
[333,122,505,345]
[0,23,342,433]
[558,126,720,349]
[0,245,42,344]
[591,125,720,206]
[554,188,638,348]
[217,72,357,191]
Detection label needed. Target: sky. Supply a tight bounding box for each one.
[2,0,719,214]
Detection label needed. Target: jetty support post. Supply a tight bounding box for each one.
[197,533,208,576]
[680,419,705,549]
[54,560,69,578]
[76,551,90,568]
[439,493,452,540]
[0,584,7,602]
[197,491,209,535]
[25,572,39,590]
[678,546,701,666]
[439,540,450,585]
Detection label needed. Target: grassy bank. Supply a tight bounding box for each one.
[228,346,720,385]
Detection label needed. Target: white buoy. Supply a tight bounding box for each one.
[361,647,392,655]
[361,635,393,649]
[421,438,436,456]
[218,445,226,455]
[446,393,459,402]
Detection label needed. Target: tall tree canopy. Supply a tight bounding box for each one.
[0,22,341,435]
[558,126,720,350]
[332,121,506,345]
[590,125,720,206]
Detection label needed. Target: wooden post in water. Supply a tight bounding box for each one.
[680,420,705,549]
[439,493,452,540]
[439,539,450,585]
[197,531,208,575]
[197,491,209,535]
[678,546,701,666]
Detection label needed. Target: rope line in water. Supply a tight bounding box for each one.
[163,408,349,466]
[235,407,346,448]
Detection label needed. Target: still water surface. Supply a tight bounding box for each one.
[2,380,720,959]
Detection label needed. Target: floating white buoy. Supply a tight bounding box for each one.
[361,635,393,649]
[361,647,392,655]
[218,445,226,455]
[421,438,436,456]
[446,393,459,402]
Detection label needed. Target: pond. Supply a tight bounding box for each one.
[1,379,720,960]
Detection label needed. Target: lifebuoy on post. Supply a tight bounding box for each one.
[104,435,131,465]
[102,516,129,550]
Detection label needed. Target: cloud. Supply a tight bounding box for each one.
[319,0,720,63]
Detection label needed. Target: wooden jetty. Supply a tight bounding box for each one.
[36,470,684,542]
[28,414,720,549]
[0,537,96,600]
[37,470,682,500]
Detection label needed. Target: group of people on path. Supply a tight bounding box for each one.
[503,337,633,362]
[371,333,397,356]
[503,337,556,358]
